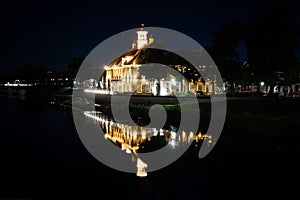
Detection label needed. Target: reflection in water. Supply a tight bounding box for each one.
[84,111,214,177]
[136,158,148,177]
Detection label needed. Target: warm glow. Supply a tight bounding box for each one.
[137,30,148,49]
[83,111,214,178]
[126,149,132,154]
[136,158,148,177]
[188,132,194,143]
[182,131,186,143]
[122,56,134,65]
[170,131,176,140]
[84,88,112,94]
[99,28,217,96]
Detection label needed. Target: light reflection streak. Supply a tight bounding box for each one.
[84,111,214,177]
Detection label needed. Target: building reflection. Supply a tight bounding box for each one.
[84,111,214,177]
[136,158,148,177]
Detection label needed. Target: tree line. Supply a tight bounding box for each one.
[206,4,300,94]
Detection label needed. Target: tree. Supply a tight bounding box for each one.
[67,57,85,79]
[207,20,246,94]
[246,4,300,94]
[21,64,47,82]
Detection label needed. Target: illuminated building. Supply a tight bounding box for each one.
[103,25,217,96]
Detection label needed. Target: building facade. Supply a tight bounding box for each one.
[103,26,217,96]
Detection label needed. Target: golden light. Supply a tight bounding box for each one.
[170,131,176,140]
[182,131,186,143]
[136,158,148,177]
[141,127,147,139]
[188,132,194,143]
[126,149,132,154]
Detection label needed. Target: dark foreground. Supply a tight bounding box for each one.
[3,94,300,199]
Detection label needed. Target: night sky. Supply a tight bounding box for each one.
[12,0,299,77]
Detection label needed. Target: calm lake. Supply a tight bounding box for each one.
[3,93,299,199]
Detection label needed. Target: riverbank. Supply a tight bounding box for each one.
[36,88,300,159]
[4,86,299,137]
[15,86,299,139]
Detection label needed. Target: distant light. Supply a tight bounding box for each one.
[4,83,32,87]
[260,82,264,86]
[65,78,68,81]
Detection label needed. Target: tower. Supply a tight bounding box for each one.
[136,24,148,49]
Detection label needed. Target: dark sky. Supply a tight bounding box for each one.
[11,0,299,76]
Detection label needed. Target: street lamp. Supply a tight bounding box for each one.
[260,81,264,86]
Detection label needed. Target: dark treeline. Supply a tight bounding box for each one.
[206,4,300,94]
[12,58,84,85]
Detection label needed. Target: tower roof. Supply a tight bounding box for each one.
[140,23,144,30]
